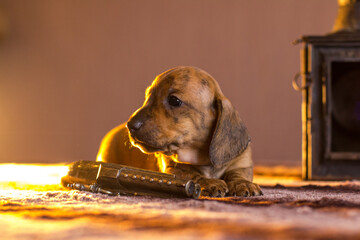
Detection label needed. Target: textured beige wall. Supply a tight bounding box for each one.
[0,0,337,165]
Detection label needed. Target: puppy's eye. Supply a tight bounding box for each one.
[168,95,182,107]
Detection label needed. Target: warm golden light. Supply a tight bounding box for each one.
[155,153,167,173]
[96,125,125,163]
[338,0,354,6]
[0,164,68,188]
[143,74,160,105]
[96,152,103,162]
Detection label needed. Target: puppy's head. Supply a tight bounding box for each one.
[127,66,250,168]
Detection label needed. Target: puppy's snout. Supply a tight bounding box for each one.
[127,118,143,133]
[127,108,149,134]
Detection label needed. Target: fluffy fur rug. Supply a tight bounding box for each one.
[0,165,360,239]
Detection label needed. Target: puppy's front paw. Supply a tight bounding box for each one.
[198,179,229,197]
[227,180,263,197]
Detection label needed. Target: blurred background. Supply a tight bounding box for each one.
[0,0,337,166]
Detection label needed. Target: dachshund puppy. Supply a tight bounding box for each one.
[97,66,262,197]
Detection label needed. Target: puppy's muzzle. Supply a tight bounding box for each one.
[127,107,147,135]
[126,109,160,152]
[127,118,143,134]
[126,116,147,149]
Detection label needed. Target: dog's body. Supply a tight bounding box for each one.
[97,66,262,197]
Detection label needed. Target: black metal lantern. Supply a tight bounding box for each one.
[296,0,360,180]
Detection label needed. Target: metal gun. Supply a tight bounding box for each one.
[61,160,201,199]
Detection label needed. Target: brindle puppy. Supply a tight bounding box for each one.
[97,66,262,197]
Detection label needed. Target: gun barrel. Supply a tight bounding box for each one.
[61,160,201,199]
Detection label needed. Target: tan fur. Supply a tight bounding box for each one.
[97,66,262,197]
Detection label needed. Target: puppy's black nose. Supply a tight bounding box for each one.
[127,119,143,133]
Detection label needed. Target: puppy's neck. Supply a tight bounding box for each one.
[175,148,211,165]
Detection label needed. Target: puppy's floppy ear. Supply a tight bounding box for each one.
[209,97,251,168]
